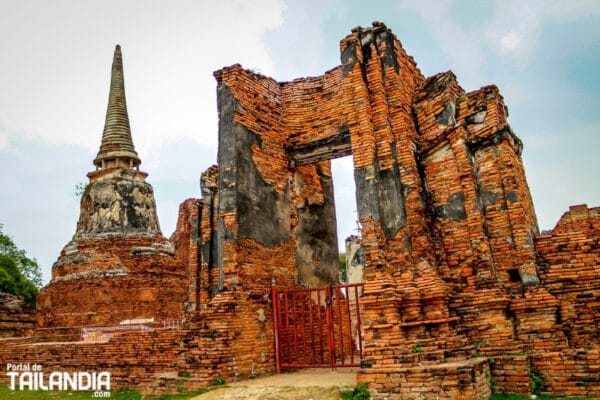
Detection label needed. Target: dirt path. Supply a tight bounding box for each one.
[191,369,358,400]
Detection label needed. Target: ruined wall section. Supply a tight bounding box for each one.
[414,74,540,350]
[198,166,220,304]
[214,64,289,262]
[215,65,324,290]
[339,24,430,268]
[332,28,479,394]
[185,66,342,381]
[411,62,597,397]
[0,329,210,397]
[281,70,350,287]
[282,67,348,151]
[292,162,339,287]
[415,72,476,280]
[502,204,600,398]
[171,198,203,316]
[0,293,34,337]
[548,203,600,234]
[536,205,600,348]
[464,86,539,286]
[414,74,538,287]
[475,134,539,286]
[206,67,293,379]
[368,24,429,269]
[214,64,342,290]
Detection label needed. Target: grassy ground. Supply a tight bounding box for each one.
[149,388,210,399]
[2,387,595,400]
[339,383,370,400]
[491,395,594,400]
[0,386,211,399]
[0,386,141,399]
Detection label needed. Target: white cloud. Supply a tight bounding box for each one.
[500,32,521,51]
[398,0,595,82]
[483,1,545,67]
[399,0,486,88]
[544,0,600,20]
[0,129,8,151]
[0,0,285,154]
[264,0,343,81]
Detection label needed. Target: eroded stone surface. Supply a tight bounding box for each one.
[76,170,161,237]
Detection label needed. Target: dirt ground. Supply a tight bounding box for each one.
[191,368,358,400]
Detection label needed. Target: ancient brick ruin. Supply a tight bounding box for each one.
[36,45,188,331]
[0,293,34,338]
[1,23,598,399]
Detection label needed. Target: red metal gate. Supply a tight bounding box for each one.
[272,283,364,372]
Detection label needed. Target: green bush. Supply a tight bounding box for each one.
[529,367,546,395]
[341,383,371,400]
[0,254,38,305]
[339,253,347,282]
[0,224,42,288]
[212,377,226,386]
[411,345,424,354]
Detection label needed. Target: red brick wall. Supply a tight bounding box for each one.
[0,328,215,396]
[0,293,34,337]
[282,67,347,148]
[358,358,491,400]
[36,236,188,329]
[535,205,600,348]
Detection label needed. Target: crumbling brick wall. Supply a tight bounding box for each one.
[0,328,214,396]
[205,22,598,399]
[535,205,599,349]
[211,66,340,291]
[0,292,34,337]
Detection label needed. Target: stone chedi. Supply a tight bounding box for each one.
[36,46,187,329]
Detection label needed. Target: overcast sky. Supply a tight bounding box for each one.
[0,0,598,284]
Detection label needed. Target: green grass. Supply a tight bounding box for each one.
[340,383,370,400]
[491,395,594,400]
[0,386,141,399]
[0,386,211,399]
[150,388,211,399]
[3,385,595,400]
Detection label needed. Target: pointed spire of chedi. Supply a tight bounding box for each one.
[93,45,141,170]
[75,44,160,238]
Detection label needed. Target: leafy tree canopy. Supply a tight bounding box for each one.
[0,223,42,287]
[0,254,38,305]
[0,224,41,305]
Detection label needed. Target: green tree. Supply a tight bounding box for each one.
[339,253,347,283]
[0,254,38,305]
[0,224,43,288]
